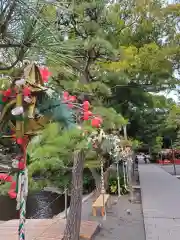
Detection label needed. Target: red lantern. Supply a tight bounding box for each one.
[3,89,11,97]
[83,101,90,111]
[40,67,52,82]
[91,117,103,128]
[23,87,31,96]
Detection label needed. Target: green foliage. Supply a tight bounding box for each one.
[0,0,76,71]
[131,139,142,150]
[27,122,90,189]
[93,107,128,130]
[173,130,180,149]
[0,182,11,195]
[108,174,129,195]
[1,0,180,196]
[151,136,163,154]
[166,104,180,129]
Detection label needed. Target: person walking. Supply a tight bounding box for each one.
[144,154,147,164]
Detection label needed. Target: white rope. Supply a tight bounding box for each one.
[16,173,22,210]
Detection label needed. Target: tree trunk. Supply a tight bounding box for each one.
[103,167,111,190]
[62,150,85,240]
[89,168,101,195]
[90,167,112,196]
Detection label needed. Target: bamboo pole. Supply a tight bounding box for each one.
[65,188,68,219]
[100,158,106,220]
[116,162,121,197]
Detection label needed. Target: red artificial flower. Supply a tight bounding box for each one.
[83,111,92,120]
[3,88,11,97]
[40,67,52,82]
[91,117,103,128]
[0,173,13,182]
[83,101,90,111]
[2,96,8,102]
[68,103,74,108]
[8,191,17,199]
[10,181,16,190]
[83,112,89,120]
[69,95,77,102]
[18,162,25,170]
[16,138,24,145]
[23,87,31,96]
[63,91,69,100]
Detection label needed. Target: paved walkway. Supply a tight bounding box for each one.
[160,164,180,176]
[139,163,180,240]
[89,195,145,240]
[80,168,145,240]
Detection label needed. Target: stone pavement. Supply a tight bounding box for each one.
[90,195,145,240]
[81,168,145,240]
[139,163,180,240]
[160,164,180,176]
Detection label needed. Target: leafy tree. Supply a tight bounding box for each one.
[166,104,180,149]
[0,1,179,240]
[173,130,180,149]
[151,136,163,154]
[0,0,75,70]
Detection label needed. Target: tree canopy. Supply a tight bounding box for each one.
[0,0,180,188]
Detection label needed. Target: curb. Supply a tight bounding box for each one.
[54,191,95,219]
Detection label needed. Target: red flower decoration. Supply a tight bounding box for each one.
[63,91,69,100]
[91,117,103,128]
[69,96,77,102]
[83,111,92,120]
[18,162,25,170]
[23,87,31,96]
[83,112,89,120]
[3,89,11,97]
[0,173,13,182]
[2,96,8,102]
[8,191,17,199]
[83,101,90,111]
[16,138,24,145]
[40,67,52,82]
[68,103,73,109]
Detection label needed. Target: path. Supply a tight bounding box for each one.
[139,163,180,240]
[80,165,145,240]
[160,164,180,176]
[87,195,145,240]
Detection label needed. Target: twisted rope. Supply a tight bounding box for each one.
[17,169,28,240]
